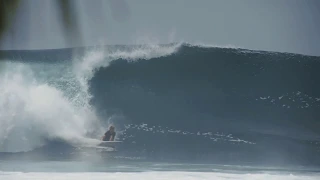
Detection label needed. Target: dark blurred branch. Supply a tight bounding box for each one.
[56,0,83,47]
[0,0,82,47]
[0,0,130,50]
[0,0,20,40]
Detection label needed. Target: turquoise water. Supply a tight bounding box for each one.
[0,160,320,180]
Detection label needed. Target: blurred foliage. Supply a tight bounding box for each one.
[0,0,21,40]
[0,0,81,48]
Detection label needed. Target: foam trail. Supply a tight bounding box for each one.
[185,41,242,49]
[0,172,319,180]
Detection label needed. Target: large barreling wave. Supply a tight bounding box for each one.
[0,43,320,166]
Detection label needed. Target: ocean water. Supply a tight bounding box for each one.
[0,43,320,179]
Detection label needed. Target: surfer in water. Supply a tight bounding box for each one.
[102,125,116,141]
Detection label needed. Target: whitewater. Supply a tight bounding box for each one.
[0,44,180,152]
[0,43,320,179]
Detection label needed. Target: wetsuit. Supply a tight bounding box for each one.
[103,130,116,141]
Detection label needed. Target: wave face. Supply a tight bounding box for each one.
[1,44,320,166]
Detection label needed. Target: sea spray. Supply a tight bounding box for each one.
[0,43,181,152]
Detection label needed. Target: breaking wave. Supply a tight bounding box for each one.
[0,43,320,165]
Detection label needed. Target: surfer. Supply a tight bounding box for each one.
[102,125,116,141]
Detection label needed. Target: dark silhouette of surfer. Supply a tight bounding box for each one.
[102,125,116,141]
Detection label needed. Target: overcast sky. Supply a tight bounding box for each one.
[1,0,319,56]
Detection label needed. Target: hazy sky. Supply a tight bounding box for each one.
[1,0,320,56]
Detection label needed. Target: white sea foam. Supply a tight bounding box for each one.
[0,62,99,152]
[0,171,318,180]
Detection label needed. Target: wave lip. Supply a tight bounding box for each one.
[75,43,182,80]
